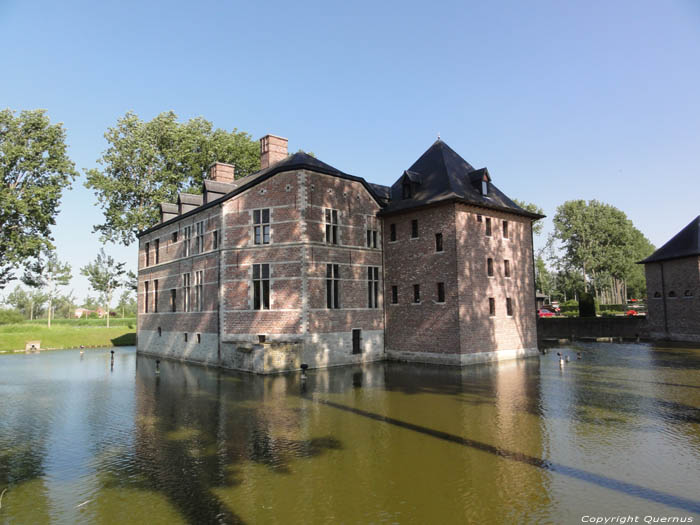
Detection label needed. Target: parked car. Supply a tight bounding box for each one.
[538,308,556,318]
[550,301,561,313]
[625,309,638,316]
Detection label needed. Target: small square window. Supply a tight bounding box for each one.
[196,333,201,344]
[477,215,482,223]
[172,231,178,243]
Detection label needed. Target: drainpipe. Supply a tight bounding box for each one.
[217,202,223,366]
[530,220,538,345]
[660,262,668,336]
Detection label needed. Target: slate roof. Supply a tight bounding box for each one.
[379,139,542,219]
[138,152,386,237]
[640,216,700,264]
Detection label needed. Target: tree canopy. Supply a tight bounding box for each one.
[0,109,78,288]
[85,111,260,246]
[22,246,72,328]
[513,199,545,236]
[80,249,126,327]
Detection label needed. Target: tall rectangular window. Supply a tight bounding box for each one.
[366,229,378,248]
[435,233,443,252]
[437,282,445,303]
[170,289,176,312]
[367,266,379,308]
[489,297,495,316]
[390,224,396,241]
[391,285,398,304]
[254,209,270,245]
[413,284,420,303]
[485,218,492,237]
[503,221,509,239]
[172,231,178,243]
[506,297,513,316]
[144,281,149,313]
[195,270,203,312]
[145,242,150,267]
[504,260,511,278]
[213,230,219,250]
[253,264,270,310]
[325,209,338,245]
[184,226,192,257]
[352,329,362,354]
[326,264,340,309]
[487,258,494,277]
[195,221,205,254]
[183,273,191,312]
[411,219,418,238]
[153,280,159,312]
[154,239,160,264]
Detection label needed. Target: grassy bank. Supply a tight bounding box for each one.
[0,318,136,352]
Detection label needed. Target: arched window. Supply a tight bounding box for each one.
[668,290,676,298]
[684,289,694,297]
[653,292,661,298]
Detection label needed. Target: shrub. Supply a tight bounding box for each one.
[0,309,24,325]
[579,292,596,318]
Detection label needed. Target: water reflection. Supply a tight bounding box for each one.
[0,344,699,523]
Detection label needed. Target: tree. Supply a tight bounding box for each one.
[80,249,126,328]
[21,246,72,328]
[535,256,554,297]
[116,290,137,318]
[53,290,77,319]
[0,109,78,288]
[85,111,260,246]
[513,199,545,236]
[6,286,48,320]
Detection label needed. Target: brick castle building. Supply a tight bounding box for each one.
[137,135,543,373]
[641,216,700,342]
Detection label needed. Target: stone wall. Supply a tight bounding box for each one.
[537,317,648,341]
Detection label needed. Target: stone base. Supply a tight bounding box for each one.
[221,341,302,374]
[648,331,700,343]
[386,347,541,366]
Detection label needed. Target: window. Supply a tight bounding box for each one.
[435,233,443,252]
[485,218,492,237]
[145,242,150,267]
[352,329,362,354]
[158,327,162,337]
[390,223,397,242]
[253,264,270,310]
[368,267,379,308]
[325,209,338,245]
[154,239,160,264]
[653,291,661,298]
[411,219,418,238]
[170,289,176,312]
[669,290,677,298]
[437,282,445,303]
[685,289,694,297]
[481,180,488,196]
[254,209,270,245]
[367,229,378,248]
[183,226,192,257]
[213,230,219,250]
[196,333,201,344]
[503,221,509,239]
[184,332,188,342]
[413,284,420,303]
[402,181,412,199]
[504,260,511,278]
[477,215,482,223]
[172,231,178,243]
[489,297,495,316]
[326,264,340,309]
[144,281,149,313]
[194,221,205,254]
[195,270,203,311]
[506,298,513,316]
[153,280,159,312]
[391,285,398,304]
[183,273,191,312]
[487,258,494,277]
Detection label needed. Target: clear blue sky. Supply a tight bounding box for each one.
[1,0,699,302]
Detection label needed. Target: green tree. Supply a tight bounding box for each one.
[53,290,77,319]
[535,256,554,296]
[81,295,101,311]
[116,290,137,318]
[85,111,260,245]
[21,246,72,328]
[80,249,126,328]
[6,286,48,320]
[0,109,78,288]
[513,199,545,236]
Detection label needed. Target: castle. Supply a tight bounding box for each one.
[137,135,542,373]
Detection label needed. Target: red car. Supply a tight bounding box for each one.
[626,309,638,316]
[538,308,556,318]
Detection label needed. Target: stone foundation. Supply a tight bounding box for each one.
[386,347,540,366]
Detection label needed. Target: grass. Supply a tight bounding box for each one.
[0,318,137,352]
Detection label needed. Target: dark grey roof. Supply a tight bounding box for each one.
[640,216,700,264]
[204,180,237,193]
[379,140,542,219]
[138,152,386,237]
[369,183,391,203]
[160,203,178,214]
[178,193,203,206]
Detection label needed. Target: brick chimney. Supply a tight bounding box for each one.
[208,162,235,183]
[260,134,288,169]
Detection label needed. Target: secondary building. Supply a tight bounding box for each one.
[641,216,700,342]
[136,134,543,373]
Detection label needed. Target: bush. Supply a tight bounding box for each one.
[598,304,627,313]
[0,309,24,325]
[579,292,596,317]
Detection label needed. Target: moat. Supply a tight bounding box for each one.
[1,343,699,524]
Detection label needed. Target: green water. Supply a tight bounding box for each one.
[0,343,699,524]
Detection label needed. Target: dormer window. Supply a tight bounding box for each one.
[402,181,412,199]
[481,178,488,196]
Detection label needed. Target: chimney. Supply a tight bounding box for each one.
[260,134,288,169]
[208,162,235,183]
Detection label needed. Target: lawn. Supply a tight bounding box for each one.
[0,318,137,352]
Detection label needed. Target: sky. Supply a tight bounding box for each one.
[1,0,699,302]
